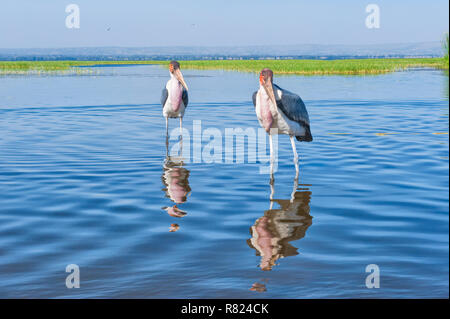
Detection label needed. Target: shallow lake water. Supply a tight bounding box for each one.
[0,65,448,298]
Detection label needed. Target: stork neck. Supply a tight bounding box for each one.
[170,72,183,86]
[260,82,275,90]
[259,84,267,97]
[259,84,273,99]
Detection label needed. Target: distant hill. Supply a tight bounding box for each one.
[0,42,443,61]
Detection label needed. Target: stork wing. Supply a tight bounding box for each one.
[252,91,257,107]
[274,84,312,142]
[161,88,168,107]
[161,88,188,108]
[182,88,189,108]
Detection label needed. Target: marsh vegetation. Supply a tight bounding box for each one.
[1,58,448,75]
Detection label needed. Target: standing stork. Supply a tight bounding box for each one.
[161,61,189,136]
[252,68,312,175]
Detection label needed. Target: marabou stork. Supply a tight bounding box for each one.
[252,68,312,174]
[161,61,189,135]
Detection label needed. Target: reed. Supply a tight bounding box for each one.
[1,58,448,75]
[171,58,448,75]
[443,33,449,61]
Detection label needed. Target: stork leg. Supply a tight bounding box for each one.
[165,117,169,136]
[179,117,184,157]
[269,177,275,209]
[269,134,275,177]
[165,117,169,157]
[290,170,299,203]
[165,132,169,158]
[290,135,299,175]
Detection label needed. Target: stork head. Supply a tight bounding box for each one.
[259,68,276,107]
[169,60,188,91]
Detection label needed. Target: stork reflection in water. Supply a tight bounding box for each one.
[161,134,191,222]
[247,173,312,271]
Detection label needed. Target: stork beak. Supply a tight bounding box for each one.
[174,69,188,91]
[263,78,276,107]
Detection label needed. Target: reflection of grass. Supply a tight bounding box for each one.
[375,133,399,136]
[0,58,448,75]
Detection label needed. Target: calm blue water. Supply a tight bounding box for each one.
[0,65,448,298]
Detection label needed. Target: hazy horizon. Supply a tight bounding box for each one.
[0,40,444,50]
[0,41,443,61]
[0,0,448,49]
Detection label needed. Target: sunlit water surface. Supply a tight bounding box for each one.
[0,65,448,298]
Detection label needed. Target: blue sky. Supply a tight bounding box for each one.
[0,0,448,48]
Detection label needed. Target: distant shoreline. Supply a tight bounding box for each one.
[0,58,448,75]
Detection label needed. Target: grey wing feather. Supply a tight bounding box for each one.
[252,91,257,107]
[274,84,313,142]
[161,88,168,107]
[182,89,189,108]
